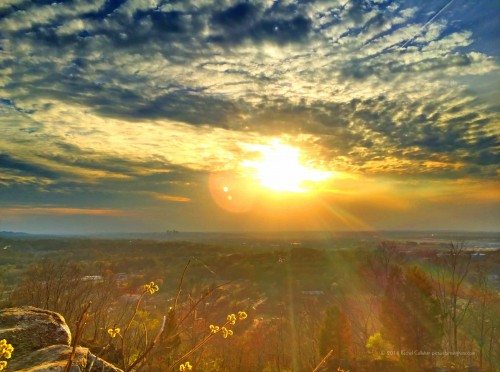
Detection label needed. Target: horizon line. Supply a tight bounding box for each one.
[1,228,499,238]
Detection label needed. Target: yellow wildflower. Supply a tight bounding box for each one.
[227,313,236,325]
[0,339,13,359]
[0,361,7,371]
[144,281,159,294]
[237,311,248,320]
[179,361,192,371]
[107,327,121,338]
[209,324,220,334]
[221,327,233,339]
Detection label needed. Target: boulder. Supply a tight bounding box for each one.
[9,345,87,371]
[0,307,121,372]
[0,307,71,360]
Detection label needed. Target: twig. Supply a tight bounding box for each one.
[121,291,146,368]
[65,301,92,372]
[162,281,233,345]
[174,260,191,311]
[126,315,167,371]
[85,343,110,372]
[167,318,234,371]
[177,281,232,328]
[312,349,334,372]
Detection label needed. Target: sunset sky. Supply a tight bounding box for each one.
[0,0,498,234]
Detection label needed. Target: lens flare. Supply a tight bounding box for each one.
[208,171,257,213]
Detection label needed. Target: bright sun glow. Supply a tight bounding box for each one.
[242,141,331,193]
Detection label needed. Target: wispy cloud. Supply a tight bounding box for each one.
[150,193,192,203]
[2,206,130,216]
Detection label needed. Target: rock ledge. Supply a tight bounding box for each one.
[0,306,122,372]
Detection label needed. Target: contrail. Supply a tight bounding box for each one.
[401,0,456,48]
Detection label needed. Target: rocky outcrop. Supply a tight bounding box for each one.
[0,306,122,372]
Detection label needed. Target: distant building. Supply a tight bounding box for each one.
[301,290,324,296]
[81,275,103,282]
[471,252,486,260]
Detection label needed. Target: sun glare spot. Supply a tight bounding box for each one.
[242,140,331,193]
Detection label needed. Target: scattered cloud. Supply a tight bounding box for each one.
[0,0,498,231]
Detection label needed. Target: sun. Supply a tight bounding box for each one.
[242,140,331,193]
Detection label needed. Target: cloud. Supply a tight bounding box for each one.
[1,206,130,216]
[210,2,312,45]
[150,193,192,203]
[0,153,60,179]
[0,0,498,231]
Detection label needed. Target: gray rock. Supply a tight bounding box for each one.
[0,307,122,372]
[9,345,87,371]
[0,307,71,360]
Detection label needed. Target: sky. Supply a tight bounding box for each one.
[0,0,499,234]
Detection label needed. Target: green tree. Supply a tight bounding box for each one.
[366,332,390,360]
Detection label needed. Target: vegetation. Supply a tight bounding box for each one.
[0,339,13,371]
[0,234,499,371]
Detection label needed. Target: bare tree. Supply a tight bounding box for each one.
[10,259,119,337]
[368,241,403,291]
[347,294,378,354]
[434,242,472,353]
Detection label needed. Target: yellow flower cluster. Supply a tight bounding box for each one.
[238,311,247,320]
[227,313,237,325]
[144,281,159,294]
[179,361,192,371]
[107,327,121,338]
[221,327,233,338]
[0,340,13,359]
[0,339,14,371]
[209,311,248,339]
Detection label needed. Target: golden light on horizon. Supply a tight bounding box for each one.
[242,140,331,193]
